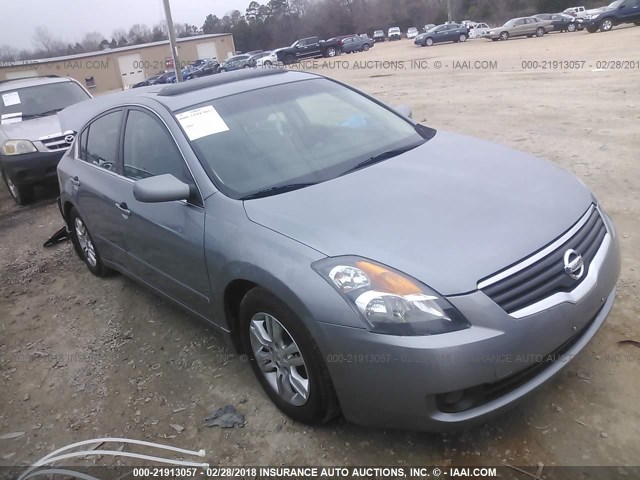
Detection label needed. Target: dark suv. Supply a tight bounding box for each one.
[0,76,91,204]
[583,0,640,32]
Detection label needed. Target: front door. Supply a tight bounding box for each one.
[116,108,212,318]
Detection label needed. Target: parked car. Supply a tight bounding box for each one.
[534,13,580,32]
[388,27,402,40]
[414,23,469,46]
[218,54,252,72]
[339,35,374,53]
[486,16,553,40]
[372,30,386,42]
[582,0,640,33]
[424,23,436,31]
[276,37,343,65]
[150,70,176,85]
[166,66,196,83]
[0,75,91,204]
[184,60,220,80]
[406,27,419,39]
[253,50,280,67]
[246,51,273,68]
[132,74,162,88]
[56,68,620,431]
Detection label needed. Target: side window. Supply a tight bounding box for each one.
[84,111,122,171]
[78,128,88,160]
[122,110,194,186]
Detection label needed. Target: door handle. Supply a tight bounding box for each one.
[115,202,131,218]
[71,176,80,187]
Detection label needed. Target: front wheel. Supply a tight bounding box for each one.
[536,27,545,37]
[69,208,111,277]
[599,18,613,31]
[586,25,599,33]
[500,31,509,41]
[240,288,338,425]
[459,34,467,42]
[426,37,434,46]
[1,168,34,205]
[567,23,577,32]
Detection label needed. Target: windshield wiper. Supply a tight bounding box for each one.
[21,108,64,120]
[342,142,424,175]
[241,182,317,200]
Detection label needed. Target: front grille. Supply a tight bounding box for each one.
[40,133,73,151]
[480,207,606,314]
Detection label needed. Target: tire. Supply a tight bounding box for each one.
[536,27,545,37]
[500,31,509,41]
[68,207,111,277]
[599,18,613,31]
[283,54,295,65]
[240,287,339,425]
[426,37,434,46]
[459,34,467,42]
[325,47,337,57]
[362,44,370,51]
[568,23,577,32]
[1,168,34,205]
[586,25,599,33]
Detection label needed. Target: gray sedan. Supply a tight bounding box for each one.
[56,69,620,431]
[487,16,553,40]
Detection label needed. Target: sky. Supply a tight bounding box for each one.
[1,0,248,50]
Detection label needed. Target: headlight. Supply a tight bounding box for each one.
[313,256,470,336]
[2,140,37,156]
[587,13,599,19]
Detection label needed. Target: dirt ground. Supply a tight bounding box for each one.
[1,26,639,472]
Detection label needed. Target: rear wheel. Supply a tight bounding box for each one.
[567,23,577,32]
[458,34,467,42]
[362,44,370,51]
[325,47,338,57]
[1,169,34,205]
[500,31,509,40]
[240,288,339,425]
[536,27,545,37]
[69,208,111,277]
[599,18,613,31]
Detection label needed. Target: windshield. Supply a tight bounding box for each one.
[504,19,517,27]
[408,28,417,32]
[390,28,400,32]
[608,0,622,7]
[0,81,89,121]
[178,78,427,199]
[374,30,383,35]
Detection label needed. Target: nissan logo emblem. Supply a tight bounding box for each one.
[563,249,584,280]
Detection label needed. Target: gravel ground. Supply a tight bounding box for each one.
[0,26,639,472]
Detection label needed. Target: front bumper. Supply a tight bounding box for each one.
[0,150,65,186]
[315,212,620,431]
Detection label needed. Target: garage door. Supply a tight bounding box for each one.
[117,53,145,89]
[196,42,220,61]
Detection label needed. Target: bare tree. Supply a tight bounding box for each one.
[128,24,151,44]
[81,32,105,52]
[0,45,18,62]
[32,26,59,53]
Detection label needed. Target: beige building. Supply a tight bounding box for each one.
[0,34,235,94]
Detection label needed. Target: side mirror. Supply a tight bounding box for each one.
[133,174,190,203]
[393,104,413,119]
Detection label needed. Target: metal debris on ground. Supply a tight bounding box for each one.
[204,405,245,428]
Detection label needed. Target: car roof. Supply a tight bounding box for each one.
[58,68,322,132]
[0,75,73,92]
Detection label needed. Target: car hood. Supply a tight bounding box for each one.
[0,114,63,141]
[244,131,593,295]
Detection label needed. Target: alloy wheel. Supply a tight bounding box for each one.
[74,217,97,267]
[601,19,613,31]
[249,312,309,406]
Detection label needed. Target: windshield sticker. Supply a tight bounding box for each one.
[2,92,21,107]
[1,112,22,124]
[176,105,229,141]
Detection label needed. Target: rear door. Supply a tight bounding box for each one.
[116,107,211,318]
[72,110,131,269]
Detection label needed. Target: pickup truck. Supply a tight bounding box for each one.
[276,37,343,65]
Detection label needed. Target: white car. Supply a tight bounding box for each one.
[406,27,419,39]
[255,49,281,67]
[563,6,587,18]
[469,23,491,38]
[388,27,402,40]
